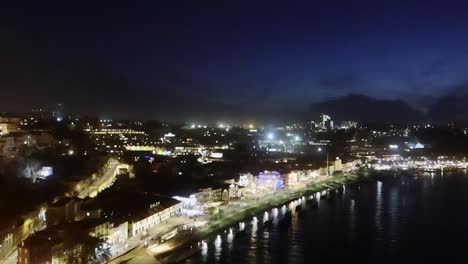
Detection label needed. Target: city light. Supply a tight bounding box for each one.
[148,243,173,254]
[267,132,274,140]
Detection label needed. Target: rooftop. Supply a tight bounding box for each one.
[20,228,64,248]
[81,190,180,223]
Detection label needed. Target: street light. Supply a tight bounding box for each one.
[318,147,329,176]
[267,132,274,140]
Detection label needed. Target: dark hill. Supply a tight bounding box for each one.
[310,94,424,124]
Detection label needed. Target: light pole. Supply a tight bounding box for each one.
[318,147,329,177]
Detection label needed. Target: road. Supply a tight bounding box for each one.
[107,216,192,264]
[3,250,17,264]
[78,158,120,198]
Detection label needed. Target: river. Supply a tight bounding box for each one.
[184,170,468,263]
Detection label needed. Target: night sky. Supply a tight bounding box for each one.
[2,1,468,122]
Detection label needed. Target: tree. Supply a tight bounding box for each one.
[59,226,111,264]
[23,158,41,183]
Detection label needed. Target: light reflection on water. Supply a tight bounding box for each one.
[227,228,233,246]
[281,205,287,215]
[187,171,468,263]
[214,235,221,261]
[375,180,383,249]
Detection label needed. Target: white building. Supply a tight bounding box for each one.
[129,199,182,237]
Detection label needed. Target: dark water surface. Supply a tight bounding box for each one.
[186,171,468,263]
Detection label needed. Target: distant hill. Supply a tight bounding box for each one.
[428,90,468,123]
[310,94,424,124]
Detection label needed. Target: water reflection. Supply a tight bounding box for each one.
[239,221,245,231]
[214,235,221,261]
[272,207,278,218]
[200,240,208,261]
[349,199,356,243]
[263,212,269,223]
[188,171,468,264]
[281,205,287,215]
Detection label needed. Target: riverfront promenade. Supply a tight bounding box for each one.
[108,169,371,264]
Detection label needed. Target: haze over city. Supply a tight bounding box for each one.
[2,1,468,122]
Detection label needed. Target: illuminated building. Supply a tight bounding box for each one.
[406,142,425,149]
[75,219,112,239]
[308,120,317,130]
[86,128,145,135]
[17,229,64,264]
[321,114,334,130]
[255,171,284,192]
[0,207,45,261]
[0,136,16,158]
[238,173,254,187]
[107,220,129,246]
[192,187,225,204]
[340,121,358,129]
[128,198,182,237]
[334,157,343,171]
[0,117,21,135]
[283,172,298,187]
[0,123,20,135]
[85,126,149,154]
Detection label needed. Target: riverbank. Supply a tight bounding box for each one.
[184,169,468,263]
[156,169,374,263]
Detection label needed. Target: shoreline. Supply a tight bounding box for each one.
[156,169,375,263]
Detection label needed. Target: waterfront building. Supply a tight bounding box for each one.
[128,197,182,237]
[107,220,129,246]
[238,173,254,187]
[283,172,298,187]
[192,187,224,204]
[255,171,284,192]
[334,158,343,171]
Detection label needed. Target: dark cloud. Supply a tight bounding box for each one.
[3,2,468,123]
[318,75,363,92]
[427,82,468,123]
